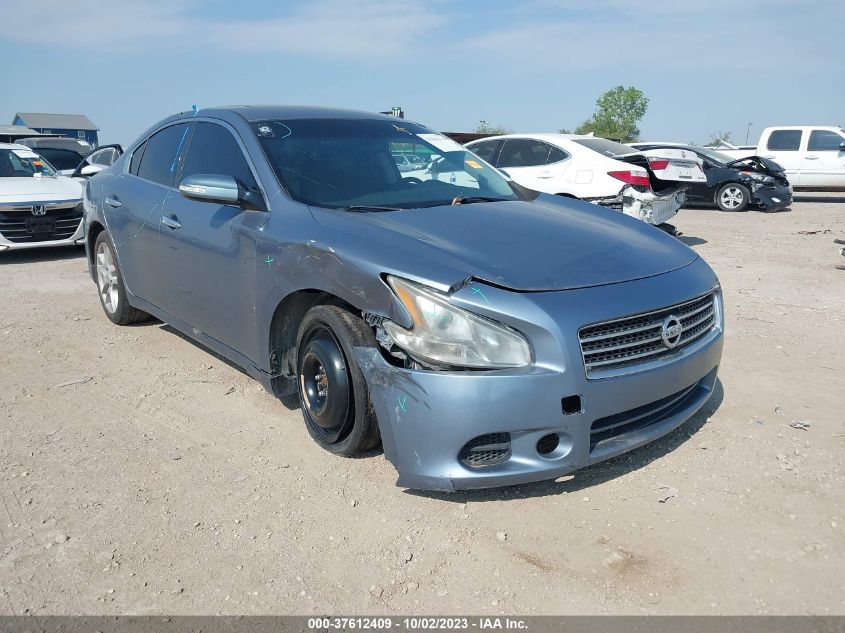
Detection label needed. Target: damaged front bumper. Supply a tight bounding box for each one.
[751,183,792,211]
[588,186,685,226]
[354,262,723,492]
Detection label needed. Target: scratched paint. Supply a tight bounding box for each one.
[470,286,489,304]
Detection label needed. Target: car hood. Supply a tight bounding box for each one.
[727,155,785,175]
[0,176,82,203]
[310,197,698,292]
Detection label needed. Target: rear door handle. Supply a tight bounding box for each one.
[104,196,122,208]
[805,156,819,160]
[161,215,182,230]
[536,171,554,179]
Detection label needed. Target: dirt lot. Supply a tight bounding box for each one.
[1,195,843,616]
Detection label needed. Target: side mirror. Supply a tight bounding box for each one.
[80,164,105,177]
[178,174,265,211]
[840,141,845,150]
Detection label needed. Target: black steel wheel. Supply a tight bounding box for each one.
[296,305,380,455]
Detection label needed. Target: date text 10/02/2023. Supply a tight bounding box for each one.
[307,617,529,630]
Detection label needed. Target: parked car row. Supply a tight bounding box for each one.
[465,133,706,229]
[0,142,122,251]
[79,106,725,491]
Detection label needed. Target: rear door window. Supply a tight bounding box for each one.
[181,122,259,191]
[136,123,191,187]
[548,145,569,163]
[766,130,802,151]
[129,141,147,175]
[807,130,845,151]
[498,139,551,168]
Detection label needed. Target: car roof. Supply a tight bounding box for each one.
[467,133,597,145]
[15,137,91,148]
[0,142,31,150]
[192,105,405,123]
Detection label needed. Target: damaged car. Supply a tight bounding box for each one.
[631,143,793,212]
[84,106,724,491]
[465,133,706,230]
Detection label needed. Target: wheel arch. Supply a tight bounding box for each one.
[86,221,107,281]
[268,288,357,398]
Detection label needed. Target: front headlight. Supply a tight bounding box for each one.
[383,276,532,369]
[741,171,773,184]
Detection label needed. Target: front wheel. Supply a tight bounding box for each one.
[716,183,750,212]
[93,232,151,325]
[295,305,380,455]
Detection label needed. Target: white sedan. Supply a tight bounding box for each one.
[466,133,705,226]
[0,143,85,251]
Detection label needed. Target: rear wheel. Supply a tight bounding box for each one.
[93,232,151,325]
[296,305,380,455]
[716,183,749,212]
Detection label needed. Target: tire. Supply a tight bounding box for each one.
[295,305,380,455]
[716,183,750,212]
[93,231,151,325]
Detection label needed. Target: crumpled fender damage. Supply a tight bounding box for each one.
[749,184,792,211]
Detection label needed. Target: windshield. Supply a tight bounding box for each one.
[0,148,58,177]
[30,147,84,171]
[573,137,635,157]
[251,118,518,209]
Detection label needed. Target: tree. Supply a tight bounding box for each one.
[557,127,572,135]
[703,130,732,147]
[474,120,511,135]
[575,85,649,142]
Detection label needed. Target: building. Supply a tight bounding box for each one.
[0,125,52,144]
[12,113,99,147]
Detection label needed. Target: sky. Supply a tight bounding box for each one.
[1,0,843,147]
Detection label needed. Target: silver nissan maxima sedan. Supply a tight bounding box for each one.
[83,106,723,491]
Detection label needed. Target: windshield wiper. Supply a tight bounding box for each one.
[342,205,404,213]
[451,196,511,205]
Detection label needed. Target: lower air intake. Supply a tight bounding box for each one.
[458,433,511,468]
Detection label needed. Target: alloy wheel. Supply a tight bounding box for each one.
[720,186,745,210]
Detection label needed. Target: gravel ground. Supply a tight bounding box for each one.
[1,195,843,615]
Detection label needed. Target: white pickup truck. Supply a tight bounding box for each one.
[715,126,845,190]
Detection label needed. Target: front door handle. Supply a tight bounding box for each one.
[161,215,182,230]
[104,196,121,208]
[536,171,554,179]
[804,156,819,160]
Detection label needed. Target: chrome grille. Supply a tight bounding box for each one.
[579,293,717,377]
[0,202,82,243]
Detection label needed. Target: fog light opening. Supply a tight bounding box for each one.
[536,433,560,456]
